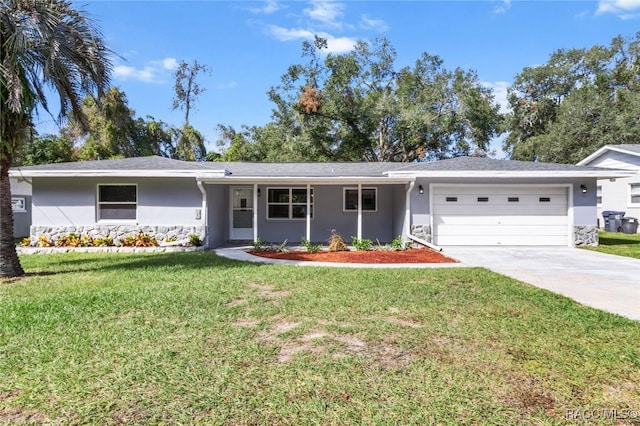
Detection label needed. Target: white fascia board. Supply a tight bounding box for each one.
[8,169,229,178]
[198,176,414,185]
[577,145,640,166]
[385,170,634,179]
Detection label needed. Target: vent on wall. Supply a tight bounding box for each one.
[539,197,551,203]
[477,197,489,202]
[446,197,458,202]
[508,197,519,202]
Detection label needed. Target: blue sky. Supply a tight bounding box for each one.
[38,0,640,156]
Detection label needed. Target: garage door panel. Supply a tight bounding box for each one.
[432,204,567,216]
[435,215,568,226]
[431,185,570,246]
[433,186,567,196]
[435,234,568,246]
[436,224,568,236]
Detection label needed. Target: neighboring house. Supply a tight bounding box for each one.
[9,176,32,238]
[577,144,640,231]
[8,156,629,248]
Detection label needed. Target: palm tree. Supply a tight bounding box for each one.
[0,0,111,277]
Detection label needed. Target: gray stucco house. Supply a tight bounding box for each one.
[577,144,640,231]
[8,156,629,248]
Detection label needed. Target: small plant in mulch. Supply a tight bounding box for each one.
[92,237,113,247]
[37,235,52,247]
[328,230,347,252]
[351,237,373,251]
[273,239,289,253]
[20,237,31,247]
[389,235,410,251]
[120,233,158,247]
[251,238,267,252]
[188,234,202,247]
[301,237,323,254]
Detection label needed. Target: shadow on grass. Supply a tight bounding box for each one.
[598,235,640,246]
[21,251,265,277]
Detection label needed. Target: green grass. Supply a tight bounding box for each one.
[584,231,640,259]
[1,252,639,424]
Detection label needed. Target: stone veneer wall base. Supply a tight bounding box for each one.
[573,225,599,246]
[29,225,206,247]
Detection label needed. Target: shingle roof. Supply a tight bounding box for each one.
[11,155,624,177]
[15,155,207,171]
[388,156,607,172]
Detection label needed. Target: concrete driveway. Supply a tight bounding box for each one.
[443,246,640,321]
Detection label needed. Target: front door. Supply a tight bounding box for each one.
[230,187,254,240]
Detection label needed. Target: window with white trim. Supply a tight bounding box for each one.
[267,187,313,220]
[630,183,640,204]
[597,185,602,205]
[11,197,26,212]
[343,187,377,212]
[97,184,137,221]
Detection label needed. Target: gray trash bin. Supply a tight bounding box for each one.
[621,217,639,234]
[602,211,625,232]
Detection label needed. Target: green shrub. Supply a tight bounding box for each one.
[390,235,409,251]
[189,234,202,247]
[328,230,347,252]
[301,237,323,254]
[251,237,267,252]
[351,237,373,251]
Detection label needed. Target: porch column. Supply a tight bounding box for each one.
[357,183,362,240]
[253,183,258,242]
[306,183,311,242]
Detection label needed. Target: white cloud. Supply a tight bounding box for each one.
[218,81,238,90]
[304,0,345,25]
[596,0,640,17]
[494,0,511,14]
[482,80,511,115]
[266,25,356,53]
[359,15,388,32]
[249,0,284,15]
[161,58,178,70]
[113,57,177,83]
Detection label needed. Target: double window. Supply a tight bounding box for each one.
[343,187,377,212]
[97,184,137,221]
[267,187,313,220]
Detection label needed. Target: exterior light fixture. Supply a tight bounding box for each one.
[257,188,261,197]
[580,184,587,193]
[418,185,424,194]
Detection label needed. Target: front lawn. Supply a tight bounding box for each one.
[584,231,640,259]
[1,253,639,424]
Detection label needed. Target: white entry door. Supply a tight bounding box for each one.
[230,187,254,240]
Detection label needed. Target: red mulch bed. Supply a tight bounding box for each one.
[250,248,458,264]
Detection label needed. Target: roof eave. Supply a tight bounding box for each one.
[577,145,640,166]
[385,170,635,178]
[198,176,415,184]
[8,169,229,178]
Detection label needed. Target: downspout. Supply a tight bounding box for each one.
[404,180,443,252]
[196,180,209,248]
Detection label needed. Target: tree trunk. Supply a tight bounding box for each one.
[0,157,25,278]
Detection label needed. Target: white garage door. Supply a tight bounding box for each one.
[432,185,569,246]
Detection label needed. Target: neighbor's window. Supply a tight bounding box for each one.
[11,197,26,212]
[97,184,137,221]
[343,187,377,212]
[267,187,313,220]
[630,183,640,204]
[597,185,602,205]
